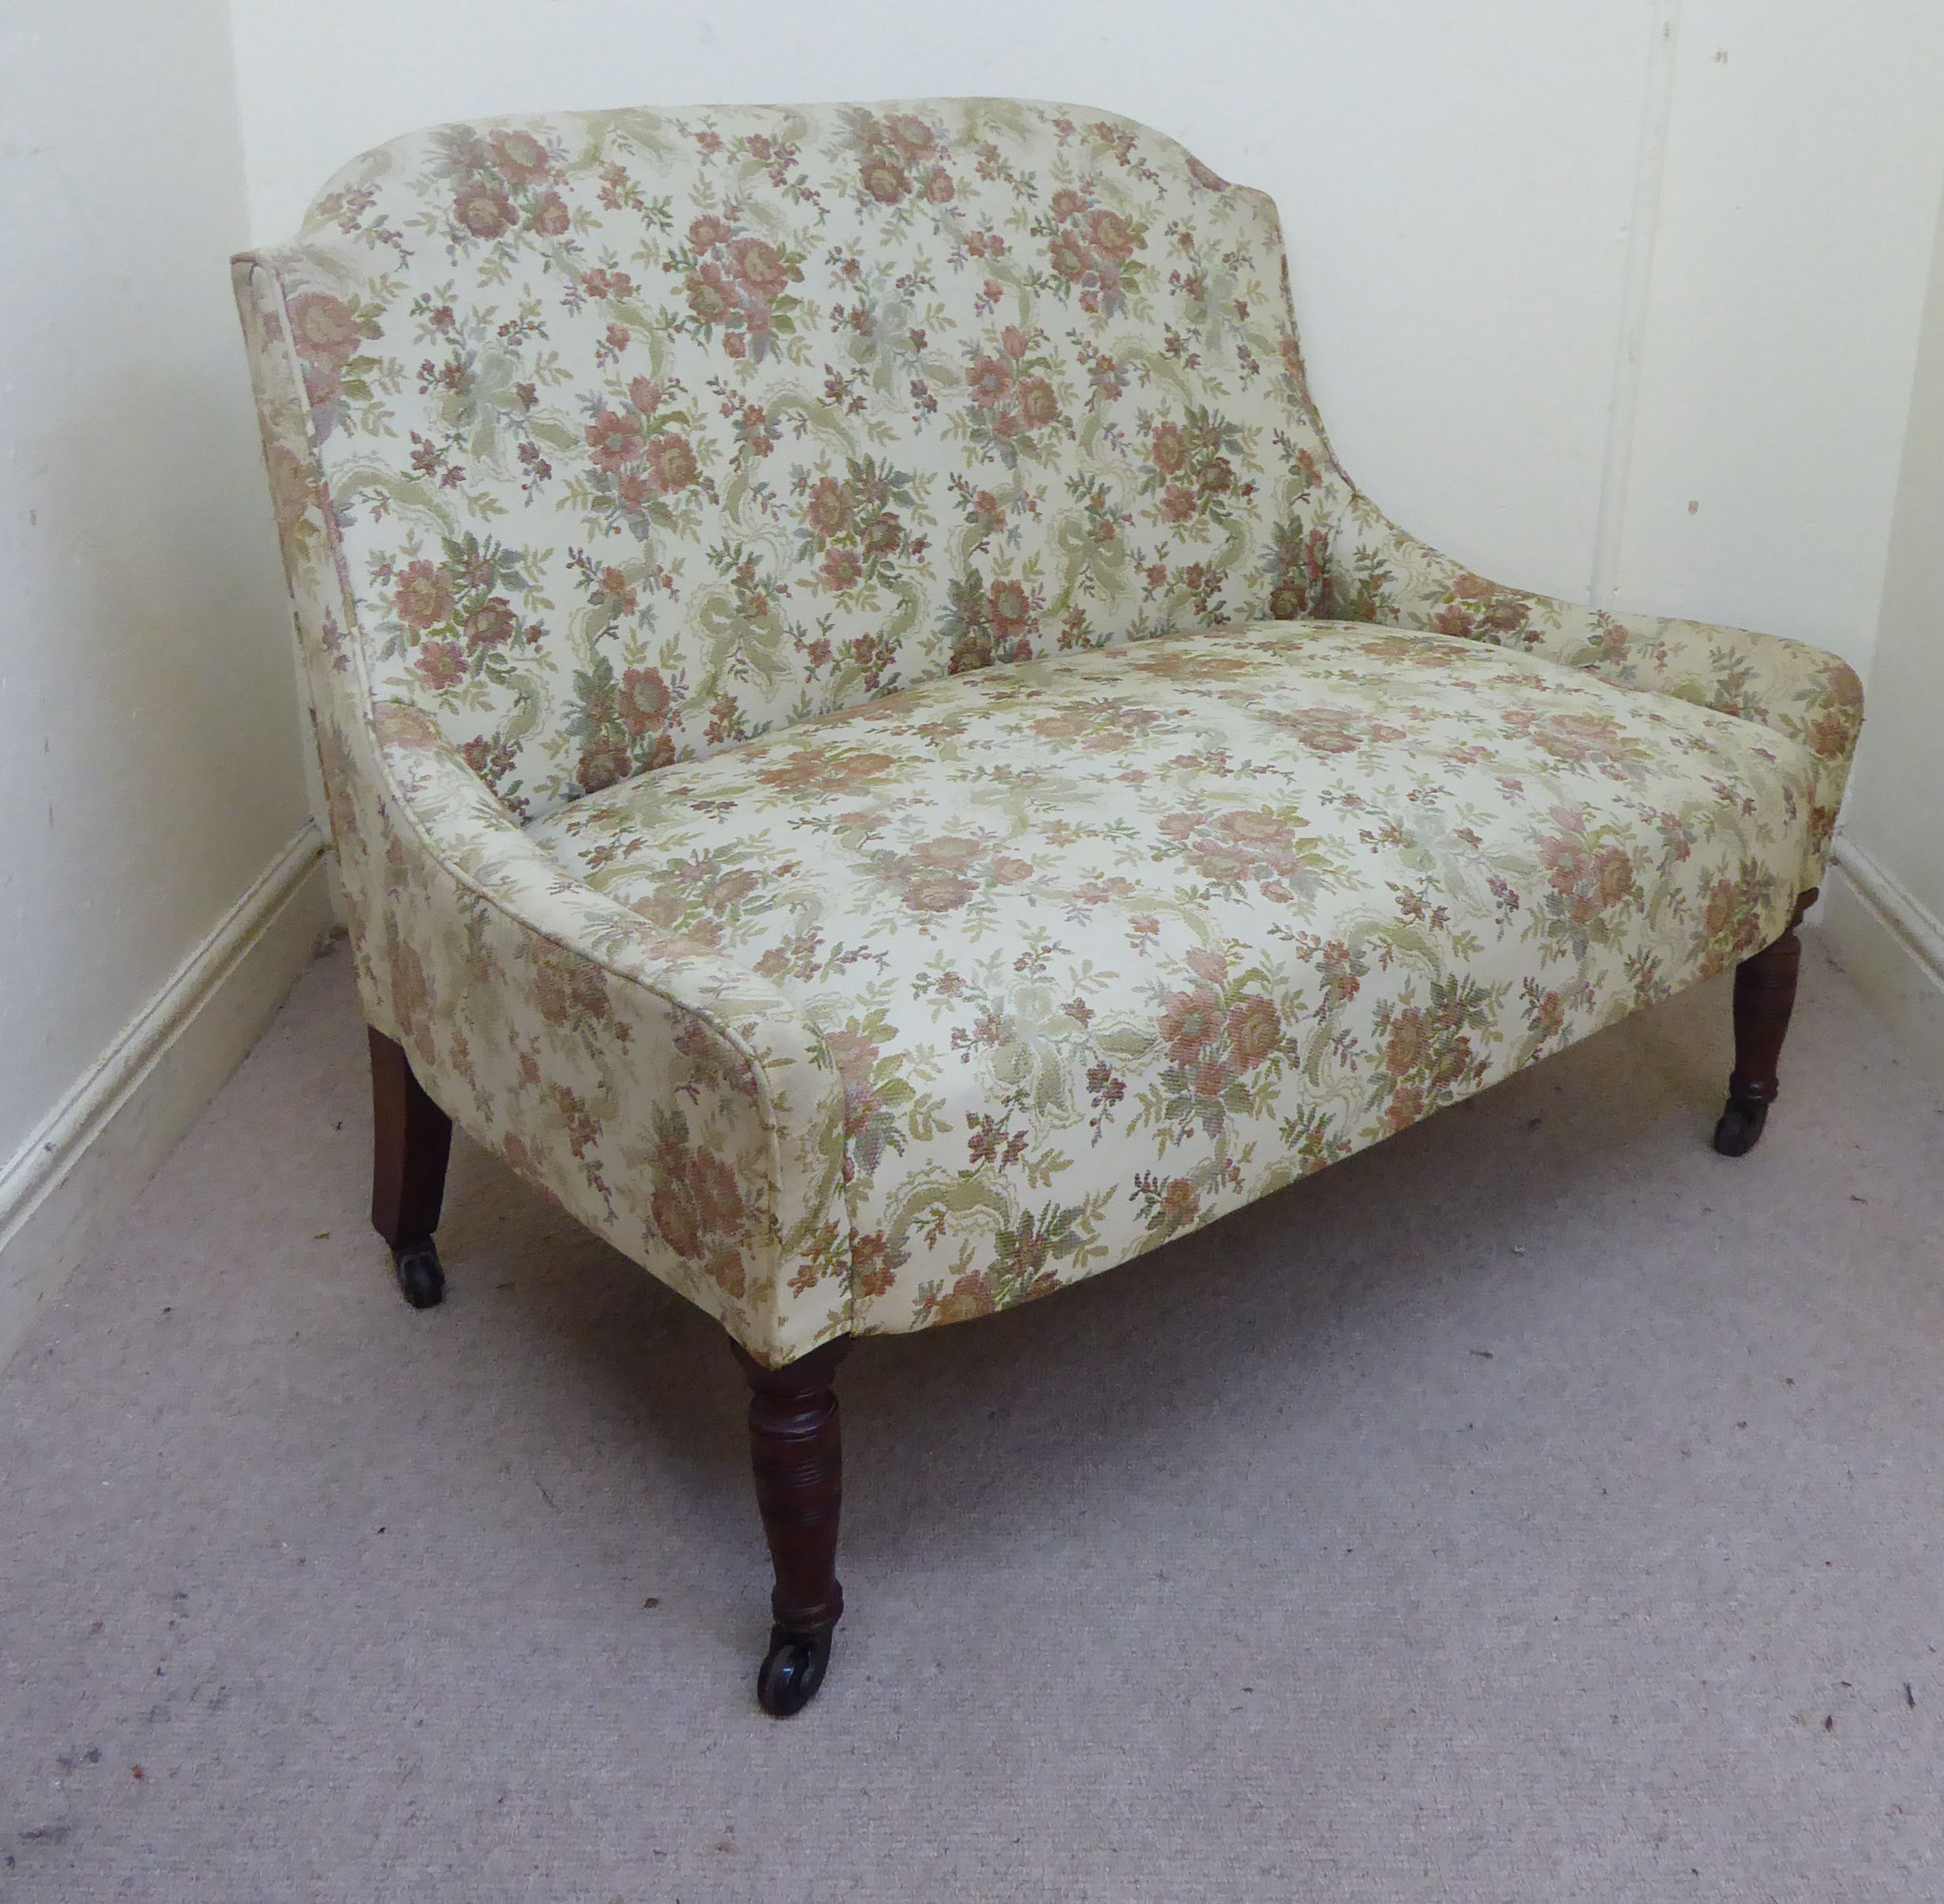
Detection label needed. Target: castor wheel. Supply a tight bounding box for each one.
[756,1624,831,1717]
[392,1237,445,1309]
[1713,1095,1769,1157]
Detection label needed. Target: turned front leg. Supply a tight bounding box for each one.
[1714,888,1817,1157]
[369,1027,453,1307]
[731,1336,852,1716]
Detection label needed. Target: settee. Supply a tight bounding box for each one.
[235,99,1862,1714]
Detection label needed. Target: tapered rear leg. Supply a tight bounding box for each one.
[368,1027,453,1307]
[1713,888,1818,1157]
[732,1336,852,1716]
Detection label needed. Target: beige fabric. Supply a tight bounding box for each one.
[530,622,1818,1337]
[232,100,1861,1362]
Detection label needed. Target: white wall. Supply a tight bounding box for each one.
[1849,174,1944,926]
[1822,171,1944,1072]
[0,2,327,1358]
[228,0,1944,676]
[1614,0,1944,661]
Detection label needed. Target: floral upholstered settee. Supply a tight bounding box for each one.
[235,99,1862,1714]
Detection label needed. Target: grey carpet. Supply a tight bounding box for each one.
[2,934,1941,1902]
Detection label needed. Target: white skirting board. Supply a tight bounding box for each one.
[1819,836,1944,1084]
[0,825,336,1372]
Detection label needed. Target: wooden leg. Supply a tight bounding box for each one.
[1714,888,1817,1157]
[368,1026,453,1308]
[731,1336,852,1717]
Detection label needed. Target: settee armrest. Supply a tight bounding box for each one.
[1327,490,1864,872]
[366,700,850,1366]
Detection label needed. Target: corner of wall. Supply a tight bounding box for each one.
[0,826,336,1373]
[1820,838,1944,1087]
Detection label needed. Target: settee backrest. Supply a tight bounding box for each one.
[250,100,1344,823]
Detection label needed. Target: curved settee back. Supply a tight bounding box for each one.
[261,100,1345,824]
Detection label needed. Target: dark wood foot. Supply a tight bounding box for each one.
[732,1336,852,1717]
[368,1027,453,1307]
[1714,888,1816,1157]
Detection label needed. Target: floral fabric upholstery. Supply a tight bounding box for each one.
[233,98,1861,1367]
[261,100,1341,824]
[1323,497,1863,864]
[530,624,1820,1338]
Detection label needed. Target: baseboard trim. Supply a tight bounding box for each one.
[1819,835,1944,1083]
[0,824,334,1372]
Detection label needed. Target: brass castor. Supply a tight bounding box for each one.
[756,1624,832,1717]
[392,1237,445,1309]
[1712,1096,1769,1158]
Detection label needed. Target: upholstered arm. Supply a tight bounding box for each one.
[1327,488,1865,873]
[357,699,852,1366]
[233,254,847,1366]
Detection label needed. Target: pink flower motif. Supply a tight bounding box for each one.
[1088,208,1138,260]
[452,178,516,240]
[910,836,984,871]
[899,869,974,913]
[1001,326,1032,361]
[821,548,863,591]
[1192,1057,1235,1102]
[966,353,1014,408]
[1017,377,1060,430]
[806,477,853,539]
[528,190,570,236]
[1159,985,1225,1065]
[1048,233,1090,283]
[463,598,517,650]
[688,213,732,250]
[729,237,794,301]
[488,129,550,182]
[1160,1178,1202,1227]
[628,376,665,415]
[859,514,903,560]
[415,640,467,691]
[393,560,454,631]
[1227,997,1283,1072]
[987,577,1031,639]
[585,409,645,471]
[685,262,732,325]
[644,434,698,494]
[617,667,671,734]
[1050,189,1086,221]
[287,291,362,365]
[924,168,955,204]
[861,158,910,205]
[885,114,936,159]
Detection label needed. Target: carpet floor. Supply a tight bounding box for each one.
[2,934,1941,1902]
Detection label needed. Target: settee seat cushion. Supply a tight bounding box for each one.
[527,619,1818,1335]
